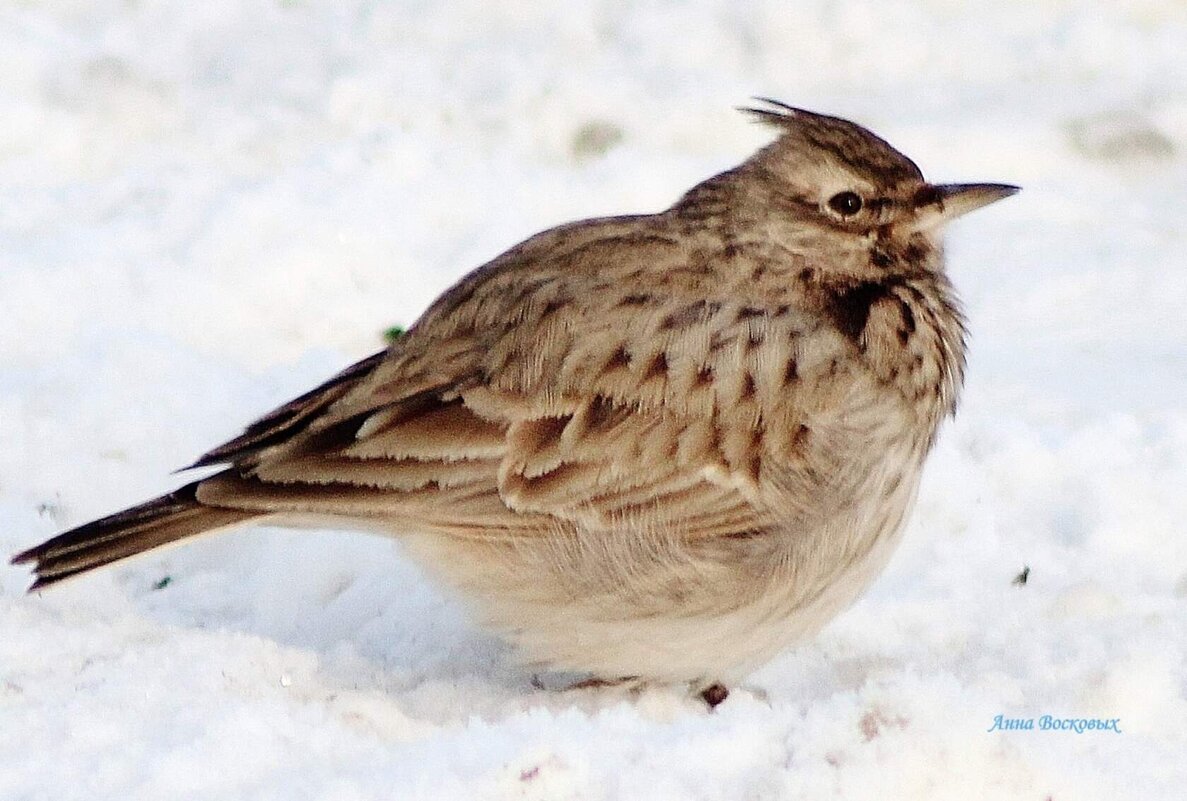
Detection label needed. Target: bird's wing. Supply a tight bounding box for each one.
[188,350,389,470]
[194,221,902,540]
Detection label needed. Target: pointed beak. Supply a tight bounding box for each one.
[914,182,1019,229]
[937,182,1019,218]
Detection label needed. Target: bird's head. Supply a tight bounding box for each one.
[738,100,1017,279]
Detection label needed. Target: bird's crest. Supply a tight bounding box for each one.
[739,98,923,184]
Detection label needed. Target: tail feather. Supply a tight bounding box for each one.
[11,481,256,591]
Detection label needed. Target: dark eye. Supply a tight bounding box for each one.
[827,191,864,217]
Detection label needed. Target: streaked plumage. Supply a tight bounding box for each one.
[12,102,1016,702]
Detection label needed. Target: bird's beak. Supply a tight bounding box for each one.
[913,182,1019,230]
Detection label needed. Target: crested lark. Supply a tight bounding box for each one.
[13,102,1016,706]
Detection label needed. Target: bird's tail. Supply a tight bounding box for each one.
[11,481,256,591]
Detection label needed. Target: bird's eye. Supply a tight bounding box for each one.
[827,191,864,217]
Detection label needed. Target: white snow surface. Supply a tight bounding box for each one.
[2,2,1186,799]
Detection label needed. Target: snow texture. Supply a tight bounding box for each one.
[2,2,1185,799]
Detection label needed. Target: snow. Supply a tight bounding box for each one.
[2,1,1185,798]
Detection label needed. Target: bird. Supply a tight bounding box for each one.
[11,101,1017,707]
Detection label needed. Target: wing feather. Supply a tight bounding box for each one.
[191,221,897,545]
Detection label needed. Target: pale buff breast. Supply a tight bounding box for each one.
[394,427,927,684]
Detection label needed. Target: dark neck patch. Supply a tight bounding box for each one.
[824,279,899,345]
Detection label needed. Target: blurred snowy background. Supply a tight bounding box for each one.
[1,1,1185,799]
